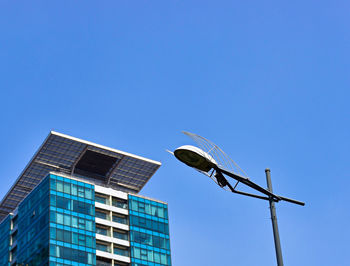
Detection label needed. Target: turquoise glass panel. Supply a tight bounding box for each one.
[48,174,96,265]
[17,175,50,265]
[0,215,11,266]
[129,195,171,266]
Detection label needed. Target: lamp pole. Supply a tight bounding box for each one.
[173,140,304,266]
[265,168,284,266]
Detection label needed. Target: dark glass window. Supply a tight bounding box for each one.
[113,230,128,241]
[96,210,109,220]
[113,230,129,240]
[96,227,110,236]
[56,196,70,210]
[112,198,127,209]
[114,247,129,257]
[129,216,168,234]
[95,195,108,204]
[96,242,111,253]
[73,200,93,215]
[112,215,127,225]
[55,246,93,264]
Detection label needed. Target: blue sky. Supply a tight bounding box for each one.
[0,1,349,265]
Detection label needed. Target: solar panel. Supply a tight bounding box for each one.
[0,131,161,222]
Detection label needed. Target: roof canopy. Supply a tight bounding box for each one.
[0,131,161,222]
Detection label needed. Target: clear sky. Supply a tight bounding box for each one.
[0,1,349,265]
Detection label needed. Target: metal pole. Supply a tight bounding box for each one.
[265,168,284,266]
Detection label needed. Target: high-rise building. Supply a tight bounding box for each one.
[0,132,171,266]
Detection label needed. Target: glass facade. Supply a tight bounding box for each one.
[17,175,50,265]
[0,174,171,266]
[129,195,171,266]
[0,215,11,265]
[49,174,96,266]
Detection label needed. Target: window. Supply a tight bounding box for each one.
[72,232,78,244]
[86,235,94,248]
[138,202,145,213]
[151,205,158,217]
[72,184,78,196]
[63,182,70,194]
[86,220,93,231]
[132,247,160,262]
[140,248,148,261]
[96,210,109,220]
[97,258,112,266]
[57,213,64,224]
[57,181,64,192]
[129,197,168,219]
[56,196,70,210]
[131,231,151,246]
[52,245,93,264]
[85,188,93,199]
[50,212,56,222]
[96,242,111,253]
[78,234,86,246]
[72,217,78,228]
[64,215,71,226]
[78,218,85,229]
[114,246,129,257]
[50,179,56,190]
[154,252,160,263]
[112,198,127,209]
[114,263,129,266]
[160,253,167,265]
[129,216,169,234]
[158,207,164,218]
[56,229,72,242]
[96,226,110,236]
[50,228,56,239]
[96,195,109,205]
[113,230,128,241]
[73,200,93,215]
[139,217,146,226]
[78,186,85,197]
[112,214,127,225]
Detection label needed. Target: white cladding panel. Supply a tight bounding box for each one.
[95,202,128,216]
[95,217,129,231]
[96,250,131,263]
[95,185,128,200]
[96,234,130,247]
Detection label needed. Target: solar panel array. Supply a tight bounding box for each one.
[0,132,161,222]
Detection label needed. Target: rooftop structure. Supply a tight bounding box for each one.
[0,132,161,222]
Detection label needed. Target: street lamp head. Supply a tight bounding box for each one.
[174,145,217,172]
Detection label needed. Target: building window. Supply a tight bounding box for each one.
[96,226,110,237]
[114,262,129,266]
[113,229,129,241]
[96,242,111,253]
[129,198,168,219]
[112,198,127,209]
[56,196,70,210]
[73,200,93,215]
[112,214,127,225]
[96,210,110,220]
[113,246,129,257]
[96,194,110,205]
[96,257,112,266]
[56,180,64,192]
[51,245,94,264]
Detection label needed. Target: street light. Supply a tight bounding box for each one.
[172,133,305,266]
